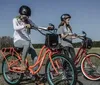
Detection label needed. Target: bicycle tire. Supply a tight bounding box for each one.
[45,54,77,85]
[2,54,23,85]
[81,53,100,81]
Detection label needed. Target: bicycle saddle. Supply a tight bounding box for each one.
[14,47,23,53]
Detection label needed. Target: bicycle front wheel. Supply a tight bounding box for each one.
[81,53,100,80]
[45,54,77,85]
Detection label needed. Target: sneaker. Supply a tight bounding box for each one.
[28,74,40,81]
[26,73,36,81]
[26,73,33,79]
[31,75,36,81]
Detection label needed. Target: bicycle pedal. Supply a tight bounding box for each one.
[40,77,47,82]
[35,74,41,81]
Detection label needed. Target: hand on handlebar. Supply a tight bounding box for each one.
[75,34,85,40]
[47,26,54,30]
[73,33,78,37]
[70,33,78,39]
[25,24,31,29]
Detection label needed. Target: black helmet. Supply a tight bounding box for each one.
[61,14,71,21]
[19,5,31,16]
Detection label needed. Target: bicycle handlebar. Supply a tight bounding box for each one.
[76,35,85,40]
[31,25,57,36]
[75,31,87,40]
[31,25,88,41]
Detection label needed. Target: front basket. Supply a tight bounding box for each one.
[45,34,59,48]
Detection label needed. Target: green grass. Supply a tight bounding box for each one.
[74,48,100,54]
[35,48,100,55]
[87,48,100,54]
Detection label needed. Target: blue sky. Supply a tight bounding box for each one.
[0,0,100,43]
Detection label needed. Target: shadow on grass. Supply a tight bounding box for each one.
[0,73,2,76]
[76,80,83,85]
[20,79,35,85]
[19,78,46,85]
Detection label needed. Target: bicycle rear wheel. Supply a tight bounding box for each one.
[81,53,100,80]
[2,54,23,85]
[45,54,77,85]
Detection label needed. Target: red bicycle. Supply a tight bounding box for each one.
[74,31,100,81]
[0,24,77,85]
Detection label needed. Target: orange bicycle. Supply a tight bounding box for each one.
[0,24,77,85]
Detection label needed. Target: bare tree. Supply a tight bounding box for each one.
[0,36,13,49]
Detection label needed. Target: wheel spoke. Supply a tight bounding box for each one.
[82,54,100,80]
[46,54,76,85]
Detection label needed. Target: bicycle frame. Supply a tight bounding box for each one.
[0,45,60,75]
[28,45,59,75]
[74,46,87,66]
